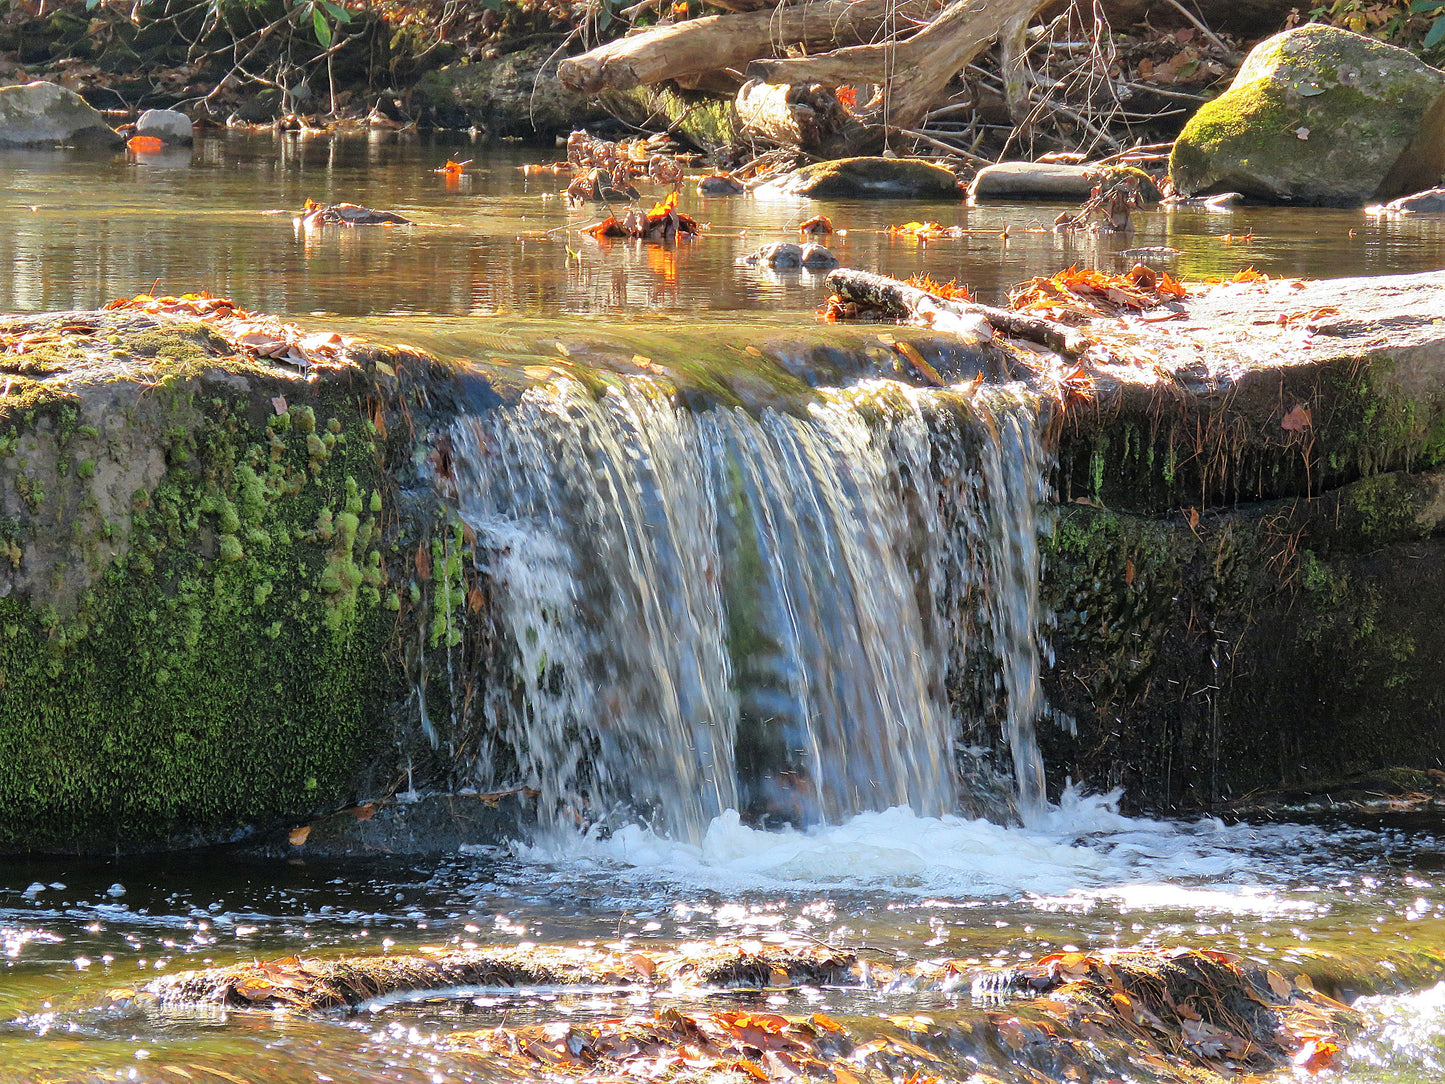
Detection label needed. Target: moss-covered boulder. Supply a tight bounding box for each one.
[1170,25,1445,206]
[776,156,962,199]
[0,307,434,851]
[413,44,607,137]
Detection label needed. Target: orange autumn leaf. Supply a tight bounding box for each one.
[580,215,627,240]
[1232,266,1269,283]
[836,85,859,112]
[288,825,311,846]
[906,274,972,301]
[648,190,679,217]
[1293,1038,1340,1071]
[127,135,166,154]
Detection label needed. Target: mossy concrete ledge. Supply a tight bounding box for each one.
[0,307,459,853]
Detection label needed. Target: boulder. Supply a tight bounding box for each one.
[776,156,961,199]
[1369,185,1445,214]
[0,80,122,148]
[414,44,608,138]
[968,162,1098,202]
[135,107,194,145]
[1170,25,1445,206]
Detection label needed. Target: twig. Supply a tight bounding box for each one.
[1154,0,1239,62]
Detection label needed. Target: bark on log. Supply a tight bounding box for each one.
[826,268,1088,355]
[733,80,871,156]
[745,0,1054,134]
[557,0,941,94]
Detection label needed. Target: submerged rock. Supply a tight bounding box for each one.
[0,80,123,148]
[742,241,839,269]
[1170,25,1445,206]
[298,201,411,227]
[777,156,961,199]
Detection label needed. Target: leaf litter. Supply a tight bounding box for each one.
[107,943,1358,1083]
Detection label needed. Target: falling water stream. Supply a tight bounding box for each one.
[450,375,1051,837]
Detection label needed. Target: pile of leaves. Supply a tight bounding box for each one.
[1009,264,1187,321]
[888,221,966,240]
[103,293,355,371]
[566,130,686,188]
[580,191,702,243]
[969,947,1357,1079]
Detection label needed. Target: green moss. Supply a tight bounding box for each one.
[0,372,393,850]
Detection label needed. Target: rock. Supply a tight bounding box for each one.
[697,174,746,196]
[1169,25,1445,206]
[299,201,411,227]
[776,156,961,199]
[135,107,194,146]
[968,162,1099,202]
[1369,185,1445,214]
[0,80,122,148]
[743,242,839,269]
[414,44,608,138]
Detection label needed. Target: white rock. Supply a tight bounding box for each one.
[135,108,194,145]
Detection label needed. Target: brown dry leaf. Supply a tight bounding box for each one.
[351,802,375,821]
[415,543,432,581]
[626,953,658,980]
[288,825,311,846]
[233,975,278,1001]
[895,341,945,387]
[1267,969,1293,999]
[811,1013,844,1033]
[1281,404,1312,432]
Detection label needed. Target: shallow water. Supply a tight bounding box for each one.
[3,132,1445,1082]
[0,133,1442,323]
[1,797,1444,1082]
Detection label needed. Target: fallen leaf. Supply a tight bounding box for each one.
[288,825,310,846]
[1281,404,1312,432]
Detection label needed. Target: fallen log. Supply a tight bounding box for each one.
[826,267,1089,355]
[745,0,1054,138]
[733,79,871,156]
[557,0,941,94]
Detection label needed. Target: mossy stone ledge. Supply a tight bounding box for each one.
[0,308,463,852]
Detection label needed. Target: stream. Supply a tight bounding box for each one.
[1,133,1444,1083]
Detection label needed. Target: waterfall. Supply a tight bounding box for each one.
[447,372,1051,841]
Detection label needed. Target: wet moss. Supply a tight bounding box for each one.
[0,343,401,850]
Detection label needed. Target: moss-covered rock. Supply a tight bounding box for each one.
[776,156,963,200]
[0,310,427,851]
[413,44,607,137]
[1169,25,1445,206]
[1041,471,1445,810]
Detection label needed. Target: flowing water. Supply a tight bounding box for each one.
[2,133,1445,1082]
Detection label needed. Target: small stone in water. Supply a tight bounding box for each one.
[107,883,126,898]
[22,882,45,899]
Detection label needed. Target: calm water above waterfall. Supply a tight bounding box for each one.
[2,133,1445,1082]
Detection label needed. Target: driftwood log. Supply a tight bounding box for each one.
[733,80,870,157]
[826,267,1089,356]
[557,0,940,94]
[744,0,1054,148]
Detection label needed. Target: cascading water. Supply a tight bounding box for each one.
[447,371,1052,841]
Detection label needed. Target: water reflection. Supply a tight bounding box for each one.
[1,134,1444,322]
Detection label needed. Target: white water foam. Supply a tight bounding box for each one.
[508,785,1328,916]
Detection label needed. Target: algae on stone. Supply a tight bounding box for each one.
[1170,24,1445,205]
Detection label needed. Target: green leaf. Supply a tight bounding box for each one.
[596,2,611,30]
[320,1,351,23]
[1427,12,1445,46]
[312,5,333,46]
[1411,0,1445,11]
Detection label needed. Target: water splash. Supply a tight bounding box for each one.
[447,373,1051,840]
